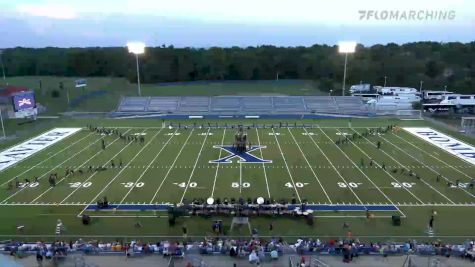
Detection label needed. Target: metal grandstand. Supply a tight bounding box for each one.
[113,96,370,118]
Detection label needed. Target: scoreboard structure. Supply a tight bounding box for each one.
[11,91,37,119]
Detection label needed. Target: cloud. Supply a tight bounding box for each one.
[16,3,77,19]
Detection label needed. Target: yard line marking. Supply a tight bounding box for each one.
[0,131,94,187]
[392,131,475,181]
[211,128,226,198]
[149,129,195,204]
[346,128,424,204]
[319,127,406,217]
[377,131,473,200]
[117,128,175,205]
[31,129,131,203]
[304,128,364,205]
[287,128,331,204]
[0,131,110,204]
[255,128,271,198]
[180,128,211,203]
[272,128,301,203]
[59,129,146,204]
[76,127,159,217]
[239,156,243,194]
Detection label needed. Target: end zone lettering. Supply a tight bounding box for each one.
[0,128,82,171]
[403,127,475,165]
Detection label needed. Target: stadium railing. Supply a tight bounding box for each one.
[1,237,474,262]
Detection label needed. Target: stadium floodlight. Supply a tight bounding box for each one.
[127,42,145,96]
[338,41,357,96]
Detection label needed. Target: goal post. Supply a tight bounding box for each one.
[395,110,423,120]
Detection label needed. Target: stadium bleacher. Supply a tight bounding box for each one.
[115,96,369,116]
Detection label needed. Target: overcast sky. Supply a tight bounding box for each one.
[0,0,474,48]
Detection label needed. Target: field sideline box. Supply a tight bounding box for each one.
[0,128,82,171]
[403,127,475,166]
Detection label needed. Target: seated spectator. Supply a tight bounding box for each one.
[230,246,237,257]
[45,250,53,259]
[270,249,279,259]
[249,250,259,264]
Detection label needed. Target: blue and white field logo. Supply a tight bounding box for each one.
[210,145,272,164]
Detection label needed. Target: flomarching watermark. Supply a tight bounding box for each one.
[359,10,456,21]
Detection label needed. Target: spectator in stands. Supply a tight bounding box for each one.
[36,250,43,266]
[229,246,237,257]
[45,249,52,260]
[248,250,259,264]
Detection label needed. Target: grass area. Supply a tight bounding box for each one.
[2,77,324,115]
[0,118,474,242]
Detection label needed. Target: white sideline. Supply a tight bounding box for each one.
[211,128,226,198]
[179,128,211,204]
[117,128,175,205]
[304,128,364,205]
[149,129,195,204]
[30,129,130,203]
[255,128,271,198]
[346,128,425,204]
[318,127,406,217]
[76,128,160,217]
[0,131,93,187]
[58,129,137,204]
[0,132,108,204]
[271,128,302,203]
[377,131,474,200]
[287,128,332,204]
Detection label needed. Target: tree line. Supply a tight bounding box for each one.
[2,42,474,93]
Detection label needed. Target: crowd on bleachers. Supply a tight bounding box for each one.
[2,237,475,263]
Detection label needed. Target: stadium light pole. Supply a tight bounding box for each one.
[0,108,5,139]
[338,41,356,96]
[0,50,6,82]
[127,42,145,96]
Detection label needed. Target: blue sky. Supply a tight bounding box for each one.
[0,0,474,48]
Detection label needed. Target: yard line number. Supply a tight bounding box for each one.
[121,182,145,188]
[391,182,416,188]
[285,182,308,188]
[174,182,197,188]
[338,182,362,188]
[69,182,92,188]
[19,182,39,188]
[232,182,250,188]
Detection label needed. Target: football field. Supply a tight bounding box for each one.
[1,119,475,240]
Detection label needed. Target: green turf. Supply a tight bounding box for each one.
[0,118,474,242]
